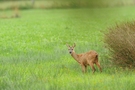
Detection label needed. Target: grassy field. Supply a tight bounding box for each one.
[0,6,135,90]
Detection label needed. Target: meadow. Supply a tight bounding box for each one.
[0,6,135,90]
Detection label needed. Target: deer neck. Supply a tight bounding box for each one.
[71,51,80,63]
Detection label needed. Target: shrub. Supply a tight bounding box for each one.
[104,21,135,68]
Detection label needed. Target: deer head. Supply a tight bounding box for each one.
[67,43,76,54]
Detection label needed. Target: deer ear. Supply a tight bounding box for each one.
[73,43,76,47]
[66,44,70,47]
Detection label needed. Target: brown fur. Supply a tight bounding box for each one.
[67,43,102,73]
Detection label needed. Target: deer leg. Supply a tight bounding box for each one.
[81,64,86,73]
[85,65,87,72]
[95,62,102,72]
[84,65,87,73]
[89,63,96,73]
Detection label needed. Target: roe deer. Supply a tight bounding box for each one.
[67,43,102,73]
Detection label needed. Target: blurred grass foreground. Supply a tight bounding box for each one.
[0,0,135,10]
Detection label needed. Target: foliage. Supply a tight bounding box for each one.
[104,21,135,68]
[0,0,135,10]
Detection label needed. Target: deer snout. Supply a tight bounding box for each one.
[69,51,72,54]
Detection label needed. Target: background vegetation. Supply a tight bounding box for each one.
[0,0,135,10]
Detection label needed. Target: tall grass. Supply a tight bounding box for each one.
[104,21,135,68]
[0,6,135,90]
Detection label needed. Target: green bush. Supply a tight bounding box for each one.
[104,21,135,68]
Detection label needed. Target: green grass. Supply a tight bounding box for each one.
[0,6,135,90]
